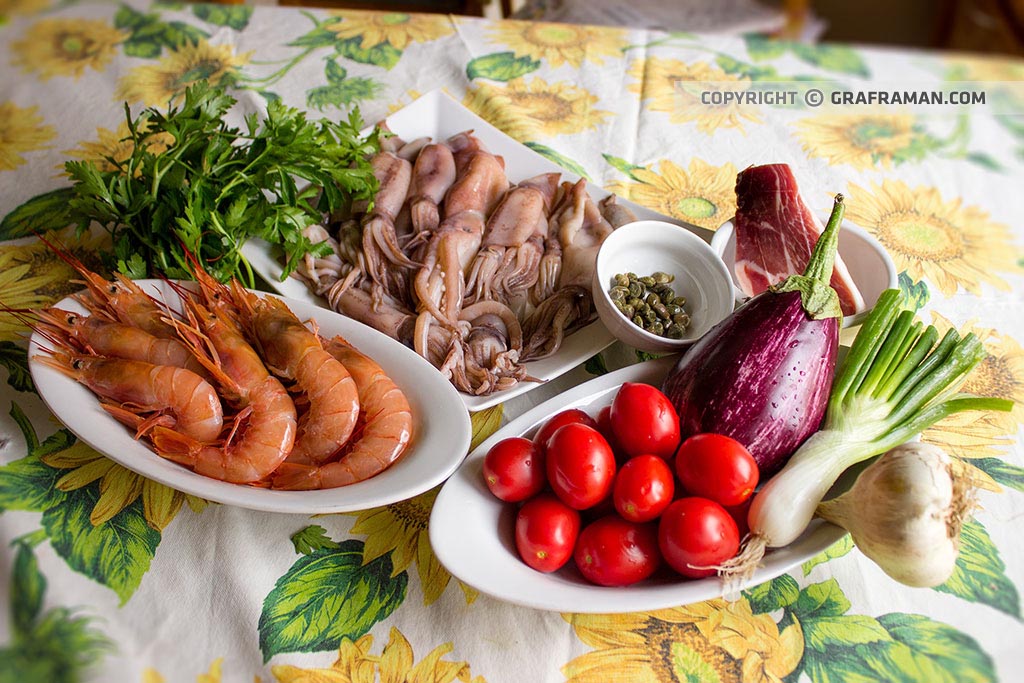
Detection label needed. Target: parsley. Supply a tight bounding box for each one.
[65,82,380,286]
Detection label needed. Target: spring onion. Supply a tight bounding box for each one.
[724,288,1013,579]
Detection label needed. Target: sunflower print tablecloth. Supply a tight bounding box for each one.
[1,1,1023,681]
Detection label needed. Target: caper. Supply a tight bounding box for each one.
[626,272,638,280]
[665,303,684,317]
[632,314,644,327]
[672,296,687,307]
[639,275,656,287]
[643,308,658,323]
[648,321,665,336]
[609,286,628,301]
[666,324,685,339]
[653,303,669,319]
[653,271,674,284]
[646,292,660,306]
[627,296,643,309]
[620,304,635,319]
[673,312,692,328]
[659,287,677,302]
[613,273,630,287]
[628,282,644,298]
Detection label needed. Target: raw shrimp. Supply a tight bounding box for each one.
[230,285,360,465]
[35,352,223,443]
[272,336,413,489]
[33,308,208,377]
[153,300,297,483]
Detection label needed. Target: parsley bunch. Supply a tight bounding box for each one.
[65,82,380,286]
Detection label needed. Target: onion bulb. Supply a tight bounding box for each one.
[815,442,975,588]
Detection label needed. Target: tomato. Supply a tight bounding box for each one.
[674,433,759,507]
[609,382,680,460]
[613,455,675,522]
[482,437,546,503]
[545,423,616,510]
[724,497,753,539]
[658,497,740,579]
[596,405,628,463]
[515,494,580,573]
[573,515,661,586]
[533,408,598,453]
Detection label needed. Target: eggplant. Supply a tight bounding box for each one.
[663,194,846,476]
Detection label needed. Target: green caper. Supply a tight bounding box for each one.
[665,303,684,317]
[666,324,685,339]
[609,286,628,301]
[653,271,674,284]
[627,296,643,310]
[613,273,630,287]
[648,321,665,336]
[620,304,635,319]
[632,314,644,327]
[653,303,669,319]
[626,272,638,280]
[673,312,692,328]
[645,292,660,306]
[672,296,687,307]
[639,275,656,287]
[659,288,677,302]
[643,308,658,323]
[628,282,644,298]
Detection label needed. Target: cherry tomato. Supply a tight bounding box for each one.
[533,408,598,454]
[609,382,680,460]
[482,437,546,503]
[574,515,661,586]
[515,494,580,573]
[674,433,759,507]
[613,455,675,522]
[596,405,628,463]
[545,423,616,510]
[658,497,740,579]
[724,497,753,539]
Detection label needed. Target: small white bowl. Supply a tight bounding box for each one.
[593,220,736,353]
[710,220,898,328]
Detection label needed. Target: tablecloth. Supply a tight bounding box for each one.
[1,1,1023,681]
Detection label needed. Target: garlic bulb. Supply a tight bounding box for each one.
[815,442,975,588]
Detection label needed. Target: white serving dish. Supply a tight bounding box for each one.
[28,280,471,514]
[242,89,710,412]
[710,220,898,328]
[429,356,846,613]
[593,220,736,353]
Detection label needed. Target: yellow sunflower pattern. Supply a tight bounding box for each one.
[486,19,627,68]
[463,77,611,142]
[843,179,1019,297]
[794,112,933,170]
[627,58,761,134]
[606,158,738,231]
[62,122,174,175]
[0,101,57,172]
[326,11,454,50]
[115,40,252,107]
[564,599,803,683]
[12,18,127,81]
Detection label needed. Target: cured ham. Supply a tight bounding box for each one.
[733,164,865,317]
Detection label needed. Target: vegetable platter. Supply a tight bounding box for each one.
[242,89,712,412]
[429,356,848,613]
[28,279,471,514]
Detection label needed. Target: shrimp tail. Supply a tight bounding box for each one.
[148,426,204,466]
[270,463,319,490]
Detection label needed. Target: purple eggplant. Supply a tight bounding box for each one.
[662,194,846,476]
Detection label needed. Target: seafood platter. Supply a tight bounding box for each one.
[30,87,1011,608]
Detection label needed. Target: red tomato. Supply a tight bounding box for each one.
[482,437,546,503]
[574,515,661,586]
[596,405,628,463]
[658,497,740,579]
[724,497,753,539]
[515,494,580,573]
[613,455,675,522]
[609,382,680,460]
[533,409,598,454]
[674,434,759,507]
[545,423,616,510]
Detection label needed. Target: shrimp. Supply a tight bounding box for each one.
[230,284,360,465]
[272,336,413,489]
[32,308,209,377]
[151,300,297,483]
[34,352,223,443]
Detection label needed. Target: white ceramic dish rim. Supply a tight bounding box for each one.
[28,280,472,514]
[710,219,898,328]
[594,220,737,351]
[429,356,846,613]
[241,89,713,412]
